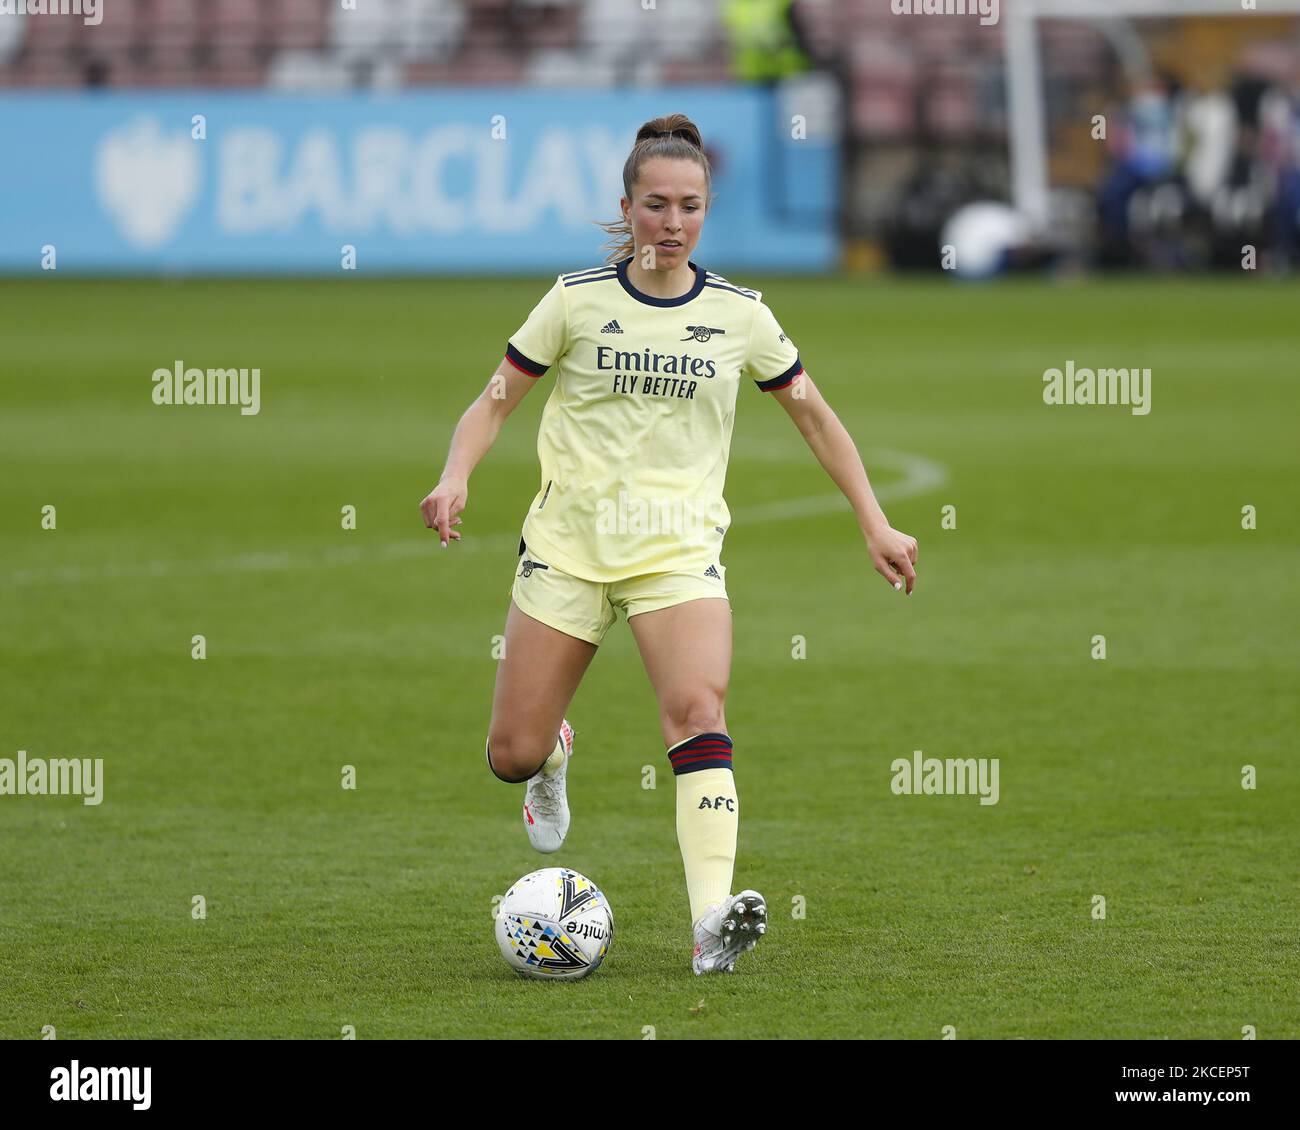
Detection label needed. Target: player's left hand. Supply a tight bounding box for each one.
[868,526,918,595]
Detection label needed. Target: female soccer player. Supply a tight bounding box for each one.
[421,114,918,976]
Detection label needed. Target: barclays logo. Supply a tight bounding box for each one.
[95,117,201,250]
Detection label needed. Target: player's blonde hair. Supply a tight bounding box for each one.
[596,114,714,264]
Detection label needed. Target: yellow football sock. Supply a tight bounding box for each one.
[668,732,737,925]
[540,729,566,776]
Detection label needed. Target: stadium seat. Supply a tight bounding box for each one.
[578,0,649,57]
[269,0,329,52]
[18,9,78,52]
[912,18,970,60]
[396,0,468,62]
[661,58,731,84]
[792,0,836,43]
[330,0,466,64]
[509,2,579,52]
[84,0,139,52]
[107,60,196,88]
[201,51,267,89]
[462,0,514,52]
[839,0,896,25]
[849,36,916,84]
[852,81,916,138]
[204,0,265,52]
[1040,25,1106,77]
[2,57,85,87]
[150,0,203,53]
[926,78,980,138]
[968,22,1005,57]
[435,50,526,85]
[522,48,616,88]
[266,50,354,91]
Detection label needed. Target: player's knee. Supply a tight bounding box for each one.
[663,695,726,742]
[485,728,550,783]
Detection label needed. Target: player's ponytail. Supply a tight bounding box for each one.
[596,114,714,264]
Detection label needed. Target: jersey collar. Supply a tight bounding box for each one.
[615,255,706,307]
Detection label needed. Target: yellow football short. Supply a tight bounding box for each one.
[509,538,729,645]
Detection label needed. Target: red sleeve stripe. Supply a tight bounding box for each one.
[505,343,547,377]
[754,357,804,392]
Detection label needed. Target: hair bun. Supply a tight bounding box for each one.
[635,117,702,150]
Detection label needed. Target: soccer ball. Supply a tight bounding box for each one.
[495,867,613,980]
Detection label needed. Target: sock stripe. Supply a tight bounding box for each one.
[669,734,731,751]
[668,732,733,775]
[668,736,731,754]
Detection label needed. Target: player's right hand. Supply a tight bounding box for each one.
[420,477,467,548]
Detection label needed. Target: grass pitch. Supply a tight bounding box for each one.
[1,273,1297,1039]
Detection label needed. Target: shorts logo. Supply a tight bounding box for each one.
[517,558,550,579]
[703,564,721,580]
[600,319,624,334]
[681,325,726,343]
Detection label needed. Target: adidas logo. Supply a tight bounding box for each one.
[704,565,721,580]
[600,319,623,334]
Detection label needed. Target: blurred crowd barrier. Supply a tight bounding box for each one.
[0,86,838,273]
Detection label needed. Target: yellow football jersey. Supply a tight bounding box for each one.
[505,256,803,582]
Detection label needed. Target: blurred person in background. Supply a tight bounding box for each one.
[1258,61,1300,269]
[722,0,812,84]
[1097,74,1183,267]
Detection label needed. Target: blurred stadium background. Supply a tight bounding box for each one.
[2,0,1299,275]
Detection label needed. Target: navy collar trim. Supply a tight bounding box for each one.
[615,256,706,307]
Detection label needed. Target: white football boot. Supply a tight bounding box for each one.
[691,890,767,975]
[522,719,574,853]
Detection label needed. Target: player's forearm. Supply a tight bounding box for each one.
[800,413,890,537]
[440,394,505,483]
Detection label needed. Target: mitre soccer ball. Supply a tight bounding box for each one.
[495,868,613,980]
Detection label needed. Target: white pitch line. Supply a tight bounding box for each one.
[5,450,947,587]
[734,449,947,523]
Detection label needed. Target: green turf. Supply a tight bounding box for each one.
[1,274,1297,1039]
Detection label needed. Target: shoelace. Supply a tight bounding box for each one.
[527,769,564,816]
